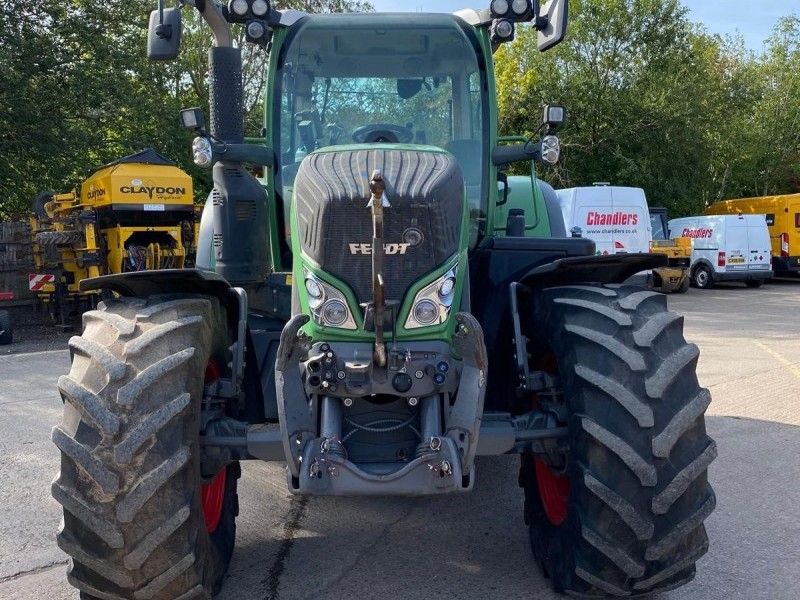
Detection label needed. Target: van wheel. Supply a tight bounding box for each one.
[692,265,714,289]
[745,280,764,288]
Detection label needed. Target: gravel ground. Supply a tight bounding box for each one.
[0,305,73,355]
[1,280,799,599]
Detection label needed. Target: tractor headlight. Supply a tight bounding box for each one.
[251,0,269,16]
[322,299,348,327]
[303,270,357,329]
[305,277,323,309]
[490,0,510,17]
[541,135,561,165]
[230,0,249,17]
[192,136,213,168]
[511,0,531,17]
[405,266,458,329]
[246,20,266,41]
[491,19,515,44]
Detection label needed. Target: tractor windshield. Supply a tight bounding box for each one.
[274,14,488,244]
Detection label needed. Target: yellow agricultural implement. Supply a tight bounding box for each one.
[30,149,199,324]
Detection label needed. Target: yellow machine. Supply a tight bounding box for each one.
[30,149,199,322]
[706,194,800,276]
[649,207,691,293]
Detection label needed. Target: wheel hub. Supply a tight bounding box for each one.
[201,468,227,533]
[534,457,569,525]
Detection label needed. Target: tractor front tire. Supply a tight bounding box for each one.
[521,285,716,597]
[52,296,238,600]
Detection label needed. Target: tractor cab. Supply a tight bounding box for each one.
[275,14,488,225]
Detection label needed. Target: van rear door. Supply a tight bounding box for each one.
[724,216,749,274]
[610,187,650,254]
[745,215,772,271]
[572,187,613,255]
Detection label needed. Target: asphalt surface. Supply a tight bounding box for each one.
[1,280,799,599]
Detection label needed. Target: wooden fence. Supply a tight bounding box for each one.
[0,222,34,305]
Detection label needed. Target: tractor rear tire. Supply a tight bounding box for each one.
[521,285,716,597]
[36,230,84,246]
[52,295,238,600]
[0,309,12,345]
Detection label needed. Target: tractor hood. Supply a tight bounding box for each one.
[293,145,464,306]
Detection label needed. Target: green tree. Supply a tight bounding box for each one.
[495,0,800,216]
[0,0,371,219]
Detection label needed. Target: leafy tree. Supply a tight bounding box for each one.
[495,0,800,217]
[0,0,370,219]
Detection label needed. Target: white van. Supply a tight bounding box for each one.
[668,214,773,288]
[555,186,651,255]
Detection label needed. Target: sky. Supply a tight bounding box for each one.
[369,0,797,51]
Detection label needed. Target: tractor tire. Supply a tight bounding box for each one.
[692,265,714,289]
[677,276,690,294]
[51,295,238,600]
[36,230,83,246]
[521,284,716,597]
[0,309,12,345]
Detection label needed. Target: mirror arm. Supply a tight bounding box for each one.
[195,0,233,47]
[211,142,274,167]
[492,141,542,167]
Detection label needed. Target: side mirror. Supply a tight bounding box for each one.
[147,6,182,61]
[537,0,568,52]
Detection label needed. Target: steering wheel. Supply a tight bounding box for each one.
[352,123,414,144]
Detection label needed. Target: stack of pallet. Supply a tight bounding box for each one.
[0,222,33,306]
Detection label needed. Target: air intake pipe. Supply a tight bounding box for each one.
[200,0,270,285]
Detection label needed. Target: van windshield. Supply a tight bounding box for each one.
[650,212,668,240]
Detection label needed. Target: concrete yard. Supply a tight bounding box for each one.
[1,280,798,599]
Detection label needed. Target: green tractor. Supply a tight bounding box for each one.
[51,1,716,598]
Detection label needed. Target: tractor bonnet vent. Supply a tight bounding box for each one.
[293,147,464,305]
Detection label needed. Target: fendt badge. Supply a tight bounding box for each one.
[349,243,411,255]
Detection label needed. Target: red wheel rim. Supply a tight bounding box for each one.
[534,457,569,525]
[201,468,226,533]
[201,358,225,533]
[532,352,570,526]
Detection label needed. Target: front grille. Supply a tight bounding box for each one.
[294,148,463,304]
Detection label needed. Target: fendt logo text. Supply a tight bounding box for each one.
[682,228,713,239]
[586,211,639,226]
[349,243,411,255]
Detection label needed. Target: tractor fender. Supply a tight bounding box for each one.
[80,269,244,342]
[518,253,667,289]
[81,268,235,308]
